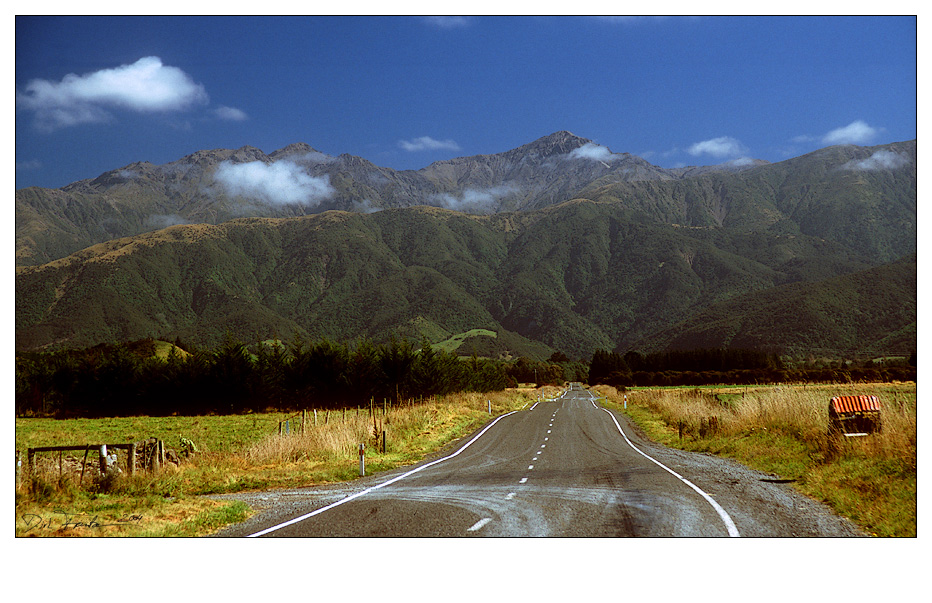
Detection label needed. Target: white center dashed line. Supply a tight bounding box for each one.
[505,492,516,500]
[468,517,492,532]
[519,477,528,484]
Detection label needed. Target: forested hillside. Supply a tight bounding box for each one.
[16,200,914,359]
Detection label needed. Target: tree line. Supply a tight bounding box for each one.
[15,336,518,418]
[588,348,916,387]
[19,336,912,418]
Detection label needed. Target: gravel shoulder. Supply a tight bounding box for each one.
[613,409,865,537]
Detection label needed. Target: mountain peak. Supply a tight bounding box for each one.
[510,131,593,159]
[269,142,321,160]
[176,146,268,166]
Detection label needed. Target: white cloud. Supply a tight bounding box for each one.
[16,159,41,171]
[422,16,472,28]
[841,150,910,171]
[17,56,209,131]
[431,185,517,213]
[351,199,382,214]
[822,120,880,145]
[591,16,671,24]
[398,136,461,152]
[687,136,747,159]
[568,143,617,162]
[146,214,190,229]
[214,160,335,206]
[213,105,248,121]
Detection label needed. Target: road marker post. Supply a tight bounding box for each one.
[488,400,491,414]
[359,443,365,477]
[624,394,627,410]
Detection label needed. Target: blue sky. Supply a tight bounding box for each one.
[15,15,918,190]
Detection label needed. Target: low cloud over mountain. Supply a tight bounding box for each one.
[213,160,335,207]
[841,149,910,171]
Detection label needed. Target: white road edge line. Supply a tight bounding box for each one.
[598,407,741,538]
[246,410,519,537]
[467,517,492,532]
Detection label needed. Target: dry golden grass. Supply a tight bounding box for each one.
[245,412,374,464]
[615,384,916,460]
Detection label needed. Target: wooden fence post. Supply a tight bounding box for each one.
[151,442,161,471]
[79,445,90,484]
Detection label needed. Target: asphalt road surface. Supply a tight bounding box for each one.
[215,385,863,537]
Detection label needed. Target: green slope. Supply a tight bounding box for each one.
[15,201,913,359]
[635,253,917,357]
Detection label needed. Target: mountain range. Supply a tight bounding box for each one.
[15,131,774,267]
[15,132,917,360]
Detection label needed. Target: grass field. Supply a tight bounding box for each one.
[431,329,497,354]
[15,388,539,537]
[593,382,917,537]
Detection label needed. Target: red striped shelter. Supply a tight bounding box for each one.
[829,395,881,436]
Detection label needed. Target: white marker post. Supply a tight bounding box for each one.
[488,400,491,414]
[358,443,365,477]
[624,394,627,410]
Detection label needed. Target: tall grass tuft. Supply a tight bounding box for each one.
[245,416,372,464]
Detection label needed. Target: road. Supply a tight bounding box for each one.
[215,385,863,537]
